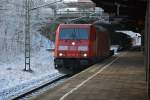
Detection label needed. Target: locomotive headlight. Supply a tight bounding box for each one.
[83,53,87,57]
[78,46,88,51]
[72,42,75,46]
[58,46,68,50]
[59,53,63,56]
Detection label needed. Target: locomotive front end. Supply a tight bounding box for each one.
[54,24,90,69]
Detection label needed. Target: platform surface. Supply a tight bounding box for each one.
[32,51,147,100]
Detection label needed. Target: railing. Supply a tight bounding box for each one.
[55,10,110,23]
[56,11,102,17]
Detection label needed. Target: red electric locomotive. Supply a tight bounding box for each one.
[54,24,110,70]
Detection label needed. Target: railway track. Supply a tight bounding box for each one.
[11,74,71,100]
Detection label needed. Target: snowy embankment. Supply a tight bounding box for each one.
[0,33,61,100]
[0,0,62,99]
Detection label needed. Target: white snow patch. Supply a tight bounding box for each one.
[116,30,142,47]
[0,34,59,99]
[0,0,60,99]
[110,45,120,54]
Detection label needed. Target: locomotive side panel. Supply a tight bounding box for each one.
[95,26,110,59]
[89,26,97,57]
[95,27,103,57]
[54,26,60,57]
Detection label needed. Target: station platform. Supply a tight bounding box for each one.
[32,51,147,100]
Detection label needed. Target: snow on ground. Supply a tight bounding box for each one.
[110,45,120,54]
[0,34,60,99]
[0,0,62,99]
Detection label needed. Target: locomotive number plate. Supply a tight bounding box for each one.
[69,46,77,50]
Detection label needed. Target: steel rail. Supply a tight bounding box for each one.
[12,74,70,100]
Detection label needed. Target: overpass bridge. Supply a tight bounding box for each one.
[63,1,95,9]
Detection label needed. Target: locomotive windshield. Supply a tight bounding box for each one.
[60,28,89,40]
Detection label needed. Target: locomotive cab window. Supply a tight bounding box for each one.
[60,28,89,40]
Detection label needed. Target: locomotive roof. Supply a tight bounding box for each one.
[59,24,92,28]
[58,24,109,33]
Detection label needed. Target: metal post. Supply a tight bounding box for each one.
[23,0,63,72]
[54,0,57,17]
[117,4,120,16]
[114,2,120,16]
[145,1,148,81]
[145,0,150,99]
[147,0,150,99]
[67,9,70,24]
[24,0,32,72]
